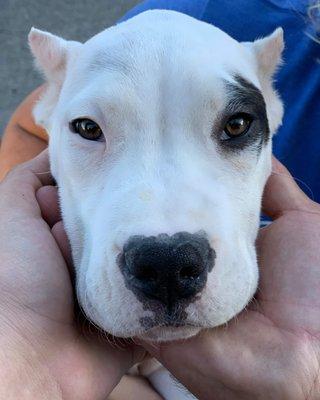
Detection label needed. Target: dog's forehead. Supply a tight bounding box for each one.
[75,10,257,85]
[60,10,264,128]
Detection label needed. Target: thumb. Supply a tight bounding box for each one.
[262,157,312,219]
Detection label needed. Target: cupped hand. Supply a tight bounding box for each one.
[0,151,146,400]
[143,158,320,400]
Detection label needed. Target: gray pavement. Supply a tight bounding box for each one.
[0,0,140,135]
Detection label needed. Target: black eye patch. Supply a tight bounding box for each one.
[215,75,270,151]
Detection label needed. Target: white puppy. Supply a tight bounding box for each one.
[29,10,284,398]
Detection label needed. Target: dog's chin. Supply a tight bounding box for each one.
[138,325,201,342]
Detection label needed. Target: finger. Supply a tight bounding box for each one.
[51,221,74,272]
[262,157,311,219]
[0,151,53,216]
[36,186,61,227]
[19,149,53,186]
[2,150,52,194]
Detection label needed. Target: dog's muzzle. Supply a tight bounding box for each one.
[118,232,216,311]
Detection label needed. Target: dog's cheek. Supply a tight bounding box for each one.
[185,242,258,327]
[77,255,152,337]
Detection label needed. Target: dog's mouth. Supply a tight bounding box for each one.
[136,310,202,342]
[140,314,198,329]
[138,299,200,328]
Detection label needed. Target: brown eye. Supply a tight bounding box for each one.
[223,114,252,139]
[70,118,103,141]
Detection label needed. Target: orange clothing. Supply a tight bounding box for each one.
[0,86,48,180]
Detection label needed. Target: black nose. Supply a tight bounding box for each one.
[119,232,215,309]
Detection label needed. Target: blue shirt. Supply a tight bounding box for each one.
[121,0,320,200]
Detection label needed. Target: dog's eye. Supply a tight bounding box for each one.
[70,118,103,141]
[222,114,252,140]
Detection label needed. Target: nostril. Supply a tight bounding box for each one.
[179,265,202,280]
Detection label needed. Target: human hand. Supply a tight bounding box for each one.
[0,151,146,400]
[143,158,320,400]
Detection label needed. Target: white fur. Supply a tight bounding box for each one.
[29,10,283,343]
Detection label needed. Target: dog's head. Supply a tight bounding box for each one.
[29,10,284,341]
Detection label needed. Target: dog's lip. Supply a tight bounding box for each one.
[139,308,201,331]
[147,320,199,330]
[136,324,201,342]
[163,317,198,328]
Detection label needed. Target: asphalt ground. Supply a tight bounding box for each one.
[0,0,140,135]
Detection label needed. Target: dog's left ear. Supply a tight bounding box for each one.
[28,28,82,129]
[251,27,284,78]
[244,28,285,134]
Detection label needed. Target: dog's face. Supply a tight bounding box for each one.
[29,10,283,341]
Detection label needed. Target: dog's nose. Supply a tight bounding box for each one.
[119,232,215,308]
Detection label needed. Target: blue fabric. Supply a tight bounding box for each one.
[120,0,320,201]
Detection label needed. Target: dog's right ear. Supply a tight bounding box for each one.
[28,28,81,81]
[28,28,82,129]
[29,28,67,81]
